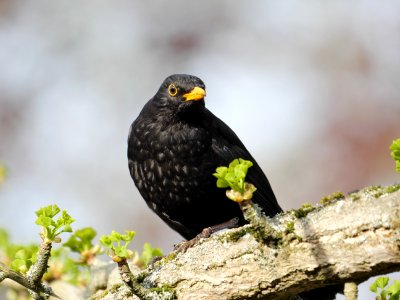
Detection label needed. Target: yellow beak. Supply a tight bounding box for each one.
[183,86,206,101]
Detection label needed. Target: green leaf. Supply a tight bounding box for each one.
[0,228,10,250]
[216,178,229,188]
[61,210,75,225]
[56,211,75,235]
[377,277,390,289]
[63,227,97,253]
[30,251,38,264]
[213,167,230,188]
[138,243,163,267]
[371,276,390,293]
[0,164,6,184]
[100,230,136,259]
[229,159,239,169]
[214,158,255,200]
[35,205,75,242]
[77,227,97,241]
[390,139,400,173]
[15,249,29,260]
[63,225,73,233]
[63,236,80,252]
[234,168,245,181]
[213,166,228,177]
[36,204,61,219]
[225,172,236,184]
[115,246,128,258]
[36,216,53,227]
[11,258,28,273]
[121,230,136,242]
[100,236,113,249]
[111,230,122,241]
[9,245,38,274]
[388,280,400,299]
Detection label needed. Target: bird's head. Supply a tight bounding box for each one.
[154,74,206,113]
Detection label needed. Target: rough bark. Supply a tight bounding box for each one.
[88,187,400,299]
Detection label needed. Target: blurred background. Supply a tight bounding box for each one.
[0,1,399,298]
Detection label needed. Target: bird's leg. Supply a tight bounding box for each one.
[205,217,241,235]
[174,217,240,252]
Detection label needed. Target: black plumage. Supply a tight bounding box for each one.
[128,74,282,240]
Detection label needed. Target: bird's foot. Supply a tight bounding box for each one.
[174,227,212,253]
[174,217,240,253]
[147,255,163,268]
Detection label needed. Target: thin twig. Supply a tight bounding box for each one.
[0,263,59,298]
[117,259,152,299]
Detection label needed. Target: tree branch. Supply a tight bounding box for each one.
[84,186,400,299]
[140,186,400,300]
[0,263,58,299]
[4,187,398,299]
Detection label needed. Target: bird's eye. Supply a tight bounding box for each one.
[168,84,178,97]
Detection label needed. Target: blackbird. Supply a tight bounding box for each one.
[128,74,282,240]
[127,74,341,299]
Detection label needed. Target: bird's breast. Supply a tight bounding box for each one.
[129,119,214,207]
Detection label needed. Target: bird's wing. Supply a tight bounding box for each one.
[204,109,283,216]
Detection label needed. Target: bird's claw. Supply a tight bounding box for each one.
[174,227,213,253]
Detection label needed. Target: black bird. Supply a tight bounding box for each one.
[128,74,341,299]
[127,74,282,240]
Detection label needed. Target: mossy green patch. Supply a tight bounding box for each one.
[292,203,315,218]
[135,271,147,284]
[281,221,303,244]
[257,226,283,248]
[320,191,345,205]
[363,185,392,198]
[90,283,124,300]
[237,201,284,247]
[349,192,361,201]
[154,251,177,268]
[285,221,295,234]
[385,184,400,194]
[218,227,248,243]
[89,291,107,300]
[109,283,123,293]
[148,284,177,300]
[348,184,399,201]
[363,185,383,196]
